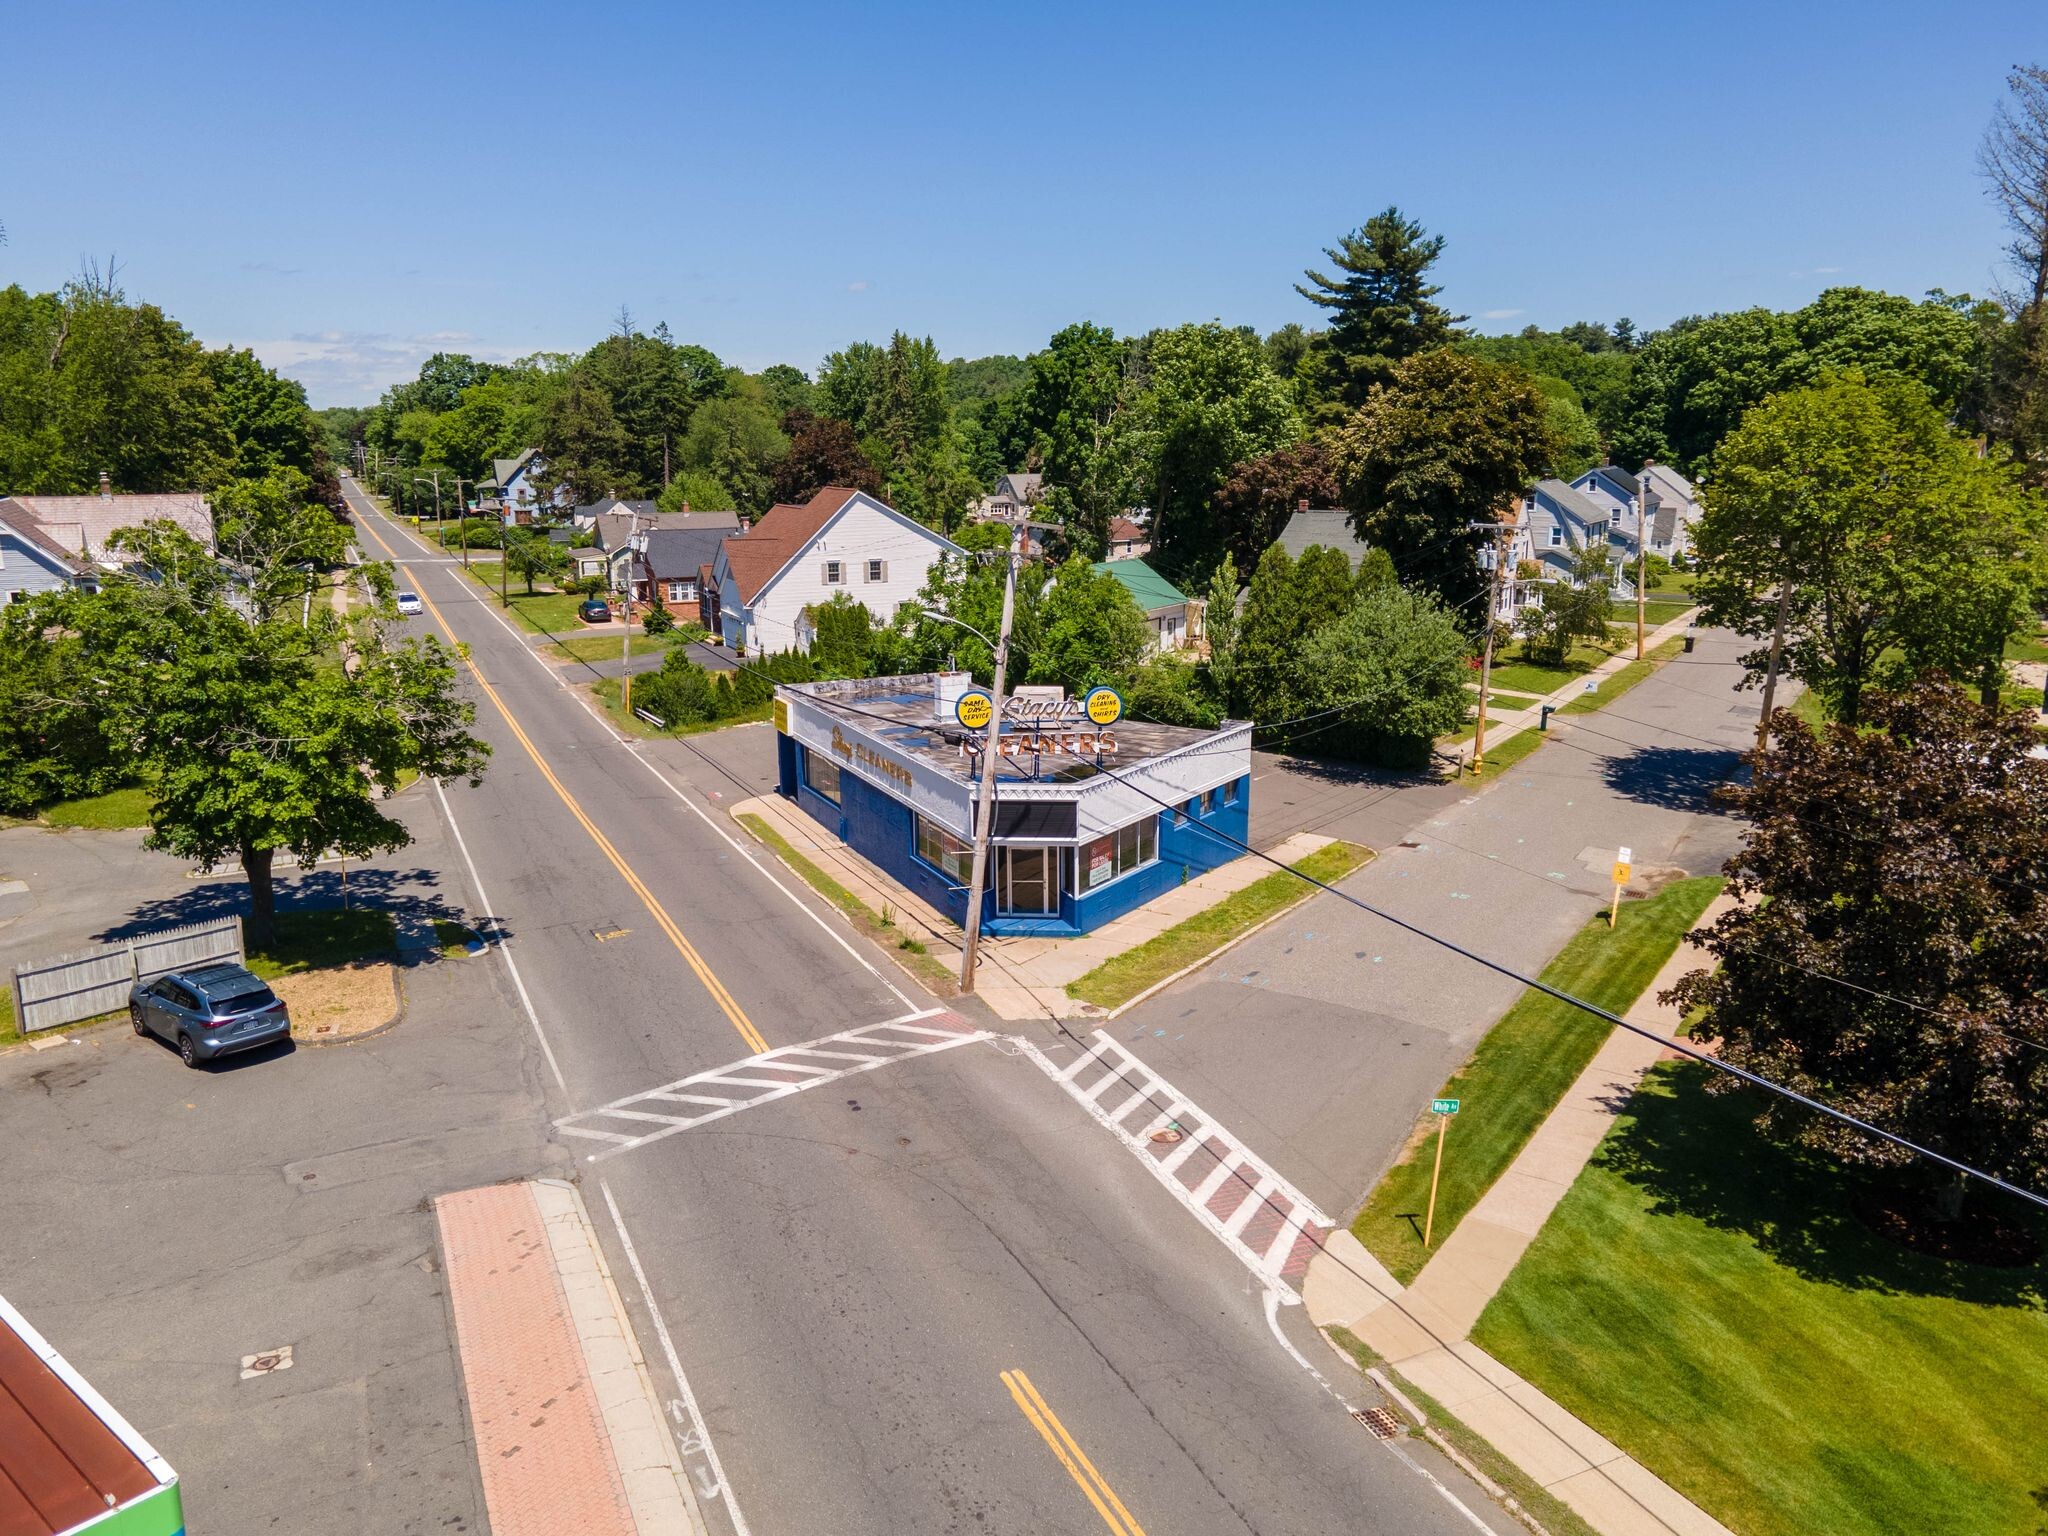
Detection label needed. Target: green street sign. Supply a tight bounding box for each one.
[1431,1098,1461,1115]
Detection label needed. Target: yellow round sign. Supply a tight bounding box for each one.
[955,689,994,731]
[1084,687,1124,726]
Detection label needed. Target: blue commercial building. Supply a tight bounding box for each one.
[775,674,1252,938]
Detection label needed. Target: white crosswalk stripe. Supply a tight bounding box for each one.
[556,1009,990,1162]
[1013,1029,1335,1297]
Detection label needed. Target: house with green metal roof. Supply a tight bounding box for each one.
[1093,558,1201,652]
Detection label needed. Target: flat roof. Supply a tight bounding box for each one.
[782,675,1227,788]
[0,1294,171,1536]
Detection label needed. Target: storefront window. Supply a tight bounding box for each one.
[1079,817,1157,891]
[915,815,973,883]
[803,751,841,804]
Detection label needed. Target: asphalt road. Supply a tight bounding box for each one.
[1113,627,1764,1218]
[335,481,1516,1536]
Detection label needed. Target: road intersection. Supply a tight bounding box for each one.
[340,481,1515,1534]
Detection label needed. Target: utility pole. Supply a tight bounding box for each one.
[959,525,1025,993]
[452,478,472,567]
[1755,582,1791,756]
[414,472,444,550]
[1634,460,1653,660]
[621,510,644,718]
[1469,517,1512,775]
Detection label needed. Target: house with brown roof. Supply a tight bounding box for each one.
[703,487,963,653]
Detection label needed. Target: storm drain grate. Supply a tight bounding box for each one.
[1353,1406,1401,1439]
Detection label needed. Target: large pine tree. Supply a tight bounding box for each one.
[1296,207,1465,417]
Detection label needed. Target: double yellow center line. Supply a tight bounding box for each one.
[1001,1369,1148,1535]
[351,500,767,1054]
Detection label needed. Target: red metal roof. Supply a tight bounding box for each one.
[0,1314,156,1536]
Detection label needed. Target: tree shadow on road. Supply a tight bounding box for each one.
[92,866,499,945]
[1600,1064,2045,1309]
[1597,743,1742,815]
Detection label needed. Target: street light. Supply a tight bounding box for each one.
[920,608,996,651]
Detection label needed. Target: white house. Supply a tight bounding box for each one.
[0,500,96,602]
[706,486,963,654]
[0,479,213,579]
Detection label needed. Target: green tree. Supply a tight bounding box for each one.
[772,411,883,504]
[1693,370,2048,726]
[1232,542,1298,716]
[1294,544,1357,635]
[1294,583,1473,765]
[539,369,637,503]
[1029,559,1150,689]
[1127,322,1298,579]
[1614,290,1980,470]
[1667,678,2048,1219]
[1202,553,1241,706]
[1296,208,1466,417]
[1332,349,1559,623]
[503,529,569,594]
[680,396,789,513]
[1210,440,1340,573]
[0,595,122,813]
[1531,375,1601,478]
[1517,542,1616,664]
[1461,326,1636,442]
[210,469,353,619]
[61,526,488,945]
[1015,322,1134,557]
[808,592,874,677]
[656,469,736,513]
[1353,545,1398,594]
[207,346,320,484]
[755,363,817,419]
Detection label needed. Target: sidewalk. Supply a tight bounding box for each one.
[731,791,1332,1021]
[436,1180,703,1536]
[1302,896,1740,1536]
[1446,607,1699,769]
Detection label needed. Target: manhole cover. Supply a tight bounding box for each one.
[1354,1406,1400,1439]
[240,1345,294,1380]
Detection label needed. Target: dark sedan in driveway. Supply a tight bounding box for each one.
[129,963,292,1068]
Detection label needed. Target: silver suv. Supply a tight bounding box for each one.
[129,963,292,1068]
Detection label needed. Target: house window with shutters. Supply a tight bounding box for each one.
[865,559,887,583]
[822,560,844,585]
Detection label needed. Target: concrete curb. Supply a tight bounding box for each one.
[533,1179,707,1535]
[1102,837,1345,1020]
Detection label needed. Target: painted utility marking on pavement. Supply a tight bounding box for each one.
[1001,1370,1149,1536]
[1014,1030,1333,1298]
[351,502,769,1053]
[557,1010,988,1161]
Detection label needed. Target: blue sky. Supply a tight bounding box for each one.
[2,1,2035,406]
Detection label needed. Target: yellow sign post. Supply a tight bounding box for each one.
[1608,845,1632,929]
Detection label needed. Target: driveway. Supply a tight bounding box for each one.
[1112,627,1765,1217]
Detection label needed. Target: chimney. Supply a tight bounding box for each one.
[98,470,112,499]
[680,501,690,515]
[1297,498,1309,512]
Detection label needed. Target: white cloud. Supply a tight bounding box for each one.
[847,280,870,293]
[228,329,528,408]
[1482,307,1523,320]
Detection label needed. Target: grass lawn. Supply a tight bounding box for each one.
[245,909,398,979]
[736,813,957,993]
[455,561,588,634]
[1558,635,1685,718]
[1066,841,1373,1011]
[550,633,671,665]
[37,783,154,830]
[1467,726,1548,782]
[1473,1063,2048,1536]
[592,677,772,738]
[432,919,481,958]
[1351,874,1724,1283]
[1638,595,1697,627]
[2005,626,2048,665]
[1486,637,1619,697]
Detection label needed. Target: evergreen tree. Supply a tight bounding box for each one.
[1292,544,1357,636]
[1296,208,1466,417]
[1232,542,1298,717]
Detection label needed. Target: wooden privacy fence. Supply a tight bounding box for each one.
[11,917,246,1034]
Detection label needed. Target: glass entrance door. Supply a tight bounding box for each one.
[999,846,1060,915]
